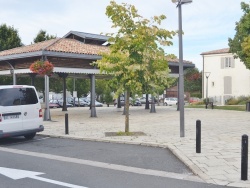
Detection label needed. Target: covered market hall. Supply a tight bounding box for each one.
[0,31,194,120]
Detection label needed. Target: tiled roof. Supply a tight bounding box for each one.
[200,48,229,55]
[46,38,109,55]
[0,38,109,57]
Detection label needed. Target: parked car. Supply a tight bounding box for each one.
[49,100,60,108]
[140,97,156,104]
[189,97,201,104]
[57,99,73,107]
[140,97,146,104]
[164,97,178,106]
[75,98,89,107]
[88,100,103,107]
[133,99,142,106]
[119,98,142,106]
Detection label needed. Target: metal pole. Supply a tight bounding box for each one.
[90,74,97,117]
[206,76,208,105]
[178,3,185,137]
[196,120,201,153]
[65,113,69,135]
[12,70,16,85]
[241,134,248,180]
[62,76,67,111]
[44,75,51,121]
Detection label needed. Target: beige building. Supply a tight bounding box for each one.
[201,48,250,105]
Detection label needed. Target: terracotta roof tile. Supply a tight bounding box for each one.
[0,39,59,56]
[0,38,109,57]
[46,38,109,55]
[200,48,229,55]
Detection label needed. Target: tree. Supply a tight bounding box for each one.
[0,24,22,51]
[96,1,176,132]
[96,80,108,101]
[228,2,250,69]
[66,78,90,98]
[103,86,114,107]
[184,68,202,98]
[33,30,56,43]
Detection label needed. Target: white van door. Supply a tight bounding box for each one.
[0,88,23,133]
[20,87,42,131]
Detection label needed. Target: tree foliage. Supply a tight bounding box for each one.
[95,1,176,132]
[66,78,90,98]
[33,30,56,43]
[0,24,22,51]
[228,2,250,69]
[184,68,202,97]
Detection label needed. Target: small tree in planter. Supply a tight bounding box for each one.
[104,87,113,107]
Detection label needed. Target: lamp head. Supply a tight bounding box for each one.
[181,0,192,3]
[172,0,192,4]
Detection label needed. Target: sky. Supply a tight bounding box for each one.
[0,0,246,70]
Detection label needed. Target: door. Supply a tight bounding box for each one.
[20,88,41,130]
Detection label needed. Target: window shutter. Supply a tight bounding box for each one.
[224,76,232,94]
[231,57,235,68]
[221,57,225,69]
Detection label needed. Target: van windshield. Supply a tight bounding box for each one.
[0,88,38,106]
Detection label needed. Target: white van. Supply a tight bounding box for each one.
[0,85,44,139]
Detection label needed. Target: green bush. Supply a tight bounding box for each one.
[226,98,238,105]
[225,95,250,105]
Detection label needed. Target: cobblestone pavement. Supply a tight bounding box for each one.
[39,106,250,187]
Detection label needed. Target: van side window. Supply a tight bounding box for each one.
[20,88,38,105]
[0,88,38,106]
[0,88,20,106]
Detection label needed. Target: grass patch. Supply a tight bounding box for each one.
[186,105,246,111]
[116,131,133,136]
[105,131,146,137]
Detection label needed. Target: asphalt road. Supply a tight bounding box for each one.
[0,136,229,188]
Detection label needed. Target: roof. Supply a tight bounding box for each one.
[200,48,229,55]
[64,31,109,41]
[0,38,109,58]
[63,31,109,45]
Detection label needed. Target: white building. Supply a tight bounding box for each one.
[201,48,250,105]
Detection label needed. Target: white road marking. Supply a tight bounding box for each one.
[0,147,202,182]
[0,167,87,188]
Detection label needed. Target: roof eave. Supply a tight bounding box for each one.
[168,62,195,68]
[0,51,102,61]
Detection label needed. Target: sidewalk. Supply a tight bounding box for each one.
[39,106,250,187]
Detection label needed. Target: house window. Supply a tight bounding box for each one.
[225,57,232,68]
[212,82,215,87]
[221,57,235,69]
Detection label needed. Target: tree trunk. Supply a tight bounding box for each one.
[145,94,150,109]
[125,90,130,132]
[150,96,156,113]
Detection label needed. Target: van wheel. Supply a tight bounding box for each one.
[24,133,36,140]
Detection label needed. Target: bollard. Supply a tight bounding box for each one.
[65,113,69,135]
[196,120,201,153]
[241,134,248,181]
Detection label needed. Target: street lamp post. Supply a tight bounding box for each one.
[205,72,211,109]
[172,0,192,137]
